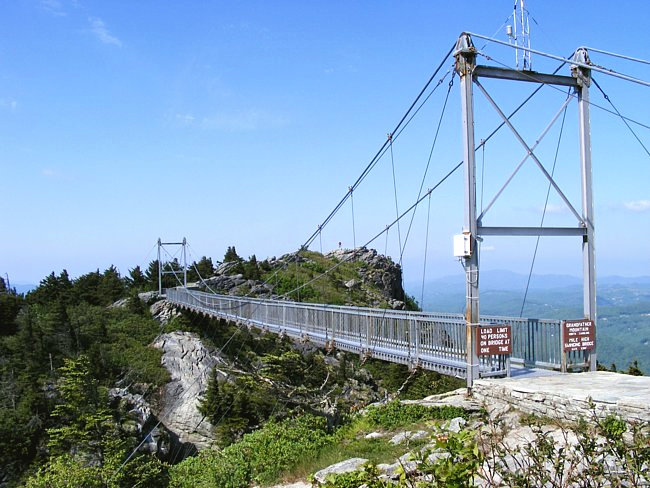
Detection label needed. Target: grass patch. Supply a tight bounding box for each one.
[280,416,430,485]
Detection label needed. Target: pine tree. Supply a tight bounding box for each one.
[125,265,147,291]
[198,367,224,425]
[47,355,113,460]
[223,246,241,263]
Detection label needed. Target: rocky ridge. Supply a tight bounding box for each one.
[200,247,408,309]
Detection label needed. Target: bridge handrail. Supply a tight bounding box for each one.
[165,287,569,376]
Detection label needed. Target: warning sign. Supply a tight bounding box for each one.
[477,325,512,356]
[563,320,595,352]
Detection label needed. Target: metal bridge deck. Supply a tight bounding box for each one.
[166,288,583,379]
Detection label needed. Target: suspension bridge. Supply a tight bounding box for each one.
[160,31,649,388]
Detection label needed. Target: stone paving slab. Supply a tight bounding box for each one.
[473,371,650,423]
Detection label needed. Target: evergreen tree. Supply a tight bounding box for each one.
[125,265,147,291]
[0,277,23,336]
[98,265,125,304]
[223,246,241,263]
[194,256,215,280]
[28,271,73,306]
[243,255,261,280]
[198,366,224,425]
[47,355,113,459]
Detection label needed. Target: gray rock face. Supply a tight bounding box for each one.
[150,300,181,325]
[313,458,368,483]
[152,331,226,450]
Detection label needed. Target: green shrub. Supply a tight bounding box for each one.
[169,414,333,488]
[365,400,469,429]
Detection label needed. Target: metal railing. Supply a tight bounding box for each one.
[165,288,572,378]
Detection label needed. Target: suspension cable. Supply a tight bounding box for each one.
[580,45,650,66]
[592,76,650,159]
[420,193,432,309]
[520,98,569,317]
[301,44,456,249]
[399,73,455,263]
[281,161,463,300]
[388,133,403,257]
[349,187,356,249]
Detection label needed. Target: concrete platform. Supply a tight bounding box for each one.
[473,371,650,423]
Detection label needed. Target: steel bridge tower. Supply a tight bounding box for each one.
[454,33,596,388]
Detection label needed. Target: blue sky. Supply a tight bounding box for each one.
[1,0,649,286]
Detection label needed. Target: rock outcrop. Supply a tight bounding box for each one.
[151,331,227,451]
[150,299,181,325]
[199,247,408,309]
[326,247,405,308]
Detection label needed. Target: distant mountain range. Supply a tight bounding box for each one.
[405,270,650,375]
[407,270,650,295]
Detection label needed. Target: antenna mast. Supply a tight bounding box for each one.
[506,0,532,70]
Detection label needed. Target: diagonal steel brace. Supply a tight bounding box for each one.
[478,95,574,223]
[474,78,584,225]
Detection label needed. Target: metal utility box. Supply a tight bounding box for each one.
[453,233,472,258]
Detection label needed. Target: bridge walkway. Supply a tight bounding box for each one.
[166,288,585,379]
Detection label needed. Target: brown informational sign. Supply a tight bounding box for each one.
[477,325,512,356]
[563,320,595,352]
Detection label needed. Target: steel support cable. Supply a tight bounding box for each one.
[466,32,650,88]
[420,193,432,308]
[279,162,463,300]
[520,100,569,317]
[178,69,558,315]
[282,65,565,300]
[476,51,650,131]
[303,65,454,250]
[580,45,650,66]
[301,44,456,249]
[389,136,403,258]
[302,66,452,250]
[398,74,455,264]
[139,241,158,271]
[477,93,575,223]
[592,76,650,159]
[350,187,357,249]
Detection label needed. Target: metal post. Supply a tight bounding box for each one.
[455,33,480,388]
[182,237,188,288]
[573,48,597,371]
[157,238,162,295]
